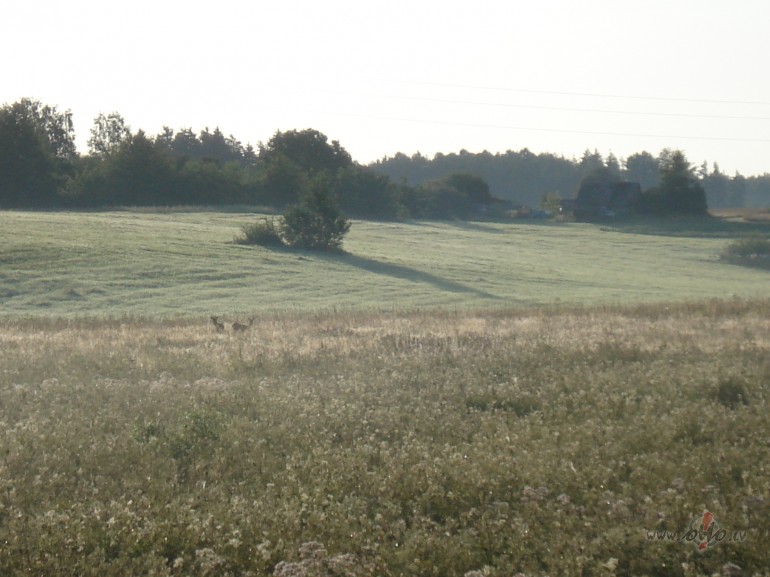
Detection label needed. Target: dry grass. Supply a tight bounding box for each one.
[1,299,769,576]
[3,299,766,373]
[710,207,770,223]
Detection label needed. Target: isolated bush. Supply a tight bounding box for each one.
[236,217,285,247]
[721,236,770,267]
[281,179,351,251]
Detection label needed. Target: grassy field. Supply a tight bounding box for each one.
[0,209,768,317]
[0,300,768,576]
[1,210,769,576]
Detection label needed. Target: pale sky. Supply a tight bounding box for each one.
[4,0,770,175]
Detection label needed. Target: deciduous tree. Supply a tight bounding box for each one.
[0,99,73,206]
[624,151,660,192]
[88,112,131,158]
[444,173,492,204]
[259,129,353,175]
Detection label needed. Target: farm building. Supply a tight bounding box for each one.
[571,181,642,221]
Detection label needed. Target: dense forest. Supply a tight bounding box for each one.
[2,98,769,217]
[372,148,767,210]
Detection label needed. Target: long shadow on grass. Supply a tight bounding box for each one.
[409,218,568,234]
[317,251,501,299]
[443,220,507,234]
[407,220,505,234]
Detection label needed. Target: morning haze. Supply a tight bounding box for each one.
[2,2,769,576]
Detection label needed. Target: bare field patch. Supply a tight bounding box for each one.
[711,207,770,223]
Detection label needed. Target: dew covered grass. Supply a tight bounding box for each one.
[0,209,768,317]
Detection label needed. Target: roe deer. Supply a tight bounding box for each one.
[210,316,225,333]
[232,317,255,332]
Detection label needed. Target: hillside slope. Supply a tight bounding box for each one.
[0,210,767,317]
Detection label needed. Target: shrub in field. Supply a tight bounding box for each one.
[236,182,351,252]
[280,179,351,251]
[721,235,770,267]
[235,217,285,247]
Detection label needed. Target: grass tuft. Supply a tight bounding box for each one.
[714,377,751,409]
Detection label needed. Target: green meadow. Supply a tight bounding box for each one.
[0,210,767,317]
[1,210,769,576]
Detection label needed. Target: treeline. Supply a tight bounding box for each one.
[0,98,498,220]
[372,148,770,209]
[2,98,769,218]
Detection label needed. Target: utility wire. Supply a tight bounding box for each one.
[302,107,770,144]
[334,74,770,107]
[322,89,770,122]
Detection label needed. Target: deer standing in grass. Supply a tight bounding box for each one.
[232,317,255,332]
[210,316,225,333]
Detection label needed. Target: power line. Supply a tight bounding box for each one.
[335,74,770,107]
[309,107,770,144]
[322,89,770,122]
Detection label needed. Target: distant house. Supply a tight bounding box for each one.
[571,181,641,221]
[482,197,520,218]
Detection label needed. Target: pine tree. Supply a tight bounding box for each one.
[658,151,707,215]
[280,177,351,250]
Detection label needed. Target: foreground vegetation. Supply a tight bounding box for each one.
[0,300,768,576]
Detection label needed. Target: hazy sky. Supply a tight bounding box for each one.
[4,0,770,175]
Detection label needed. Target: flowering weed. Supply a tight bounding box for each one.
[0,300,768,576]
